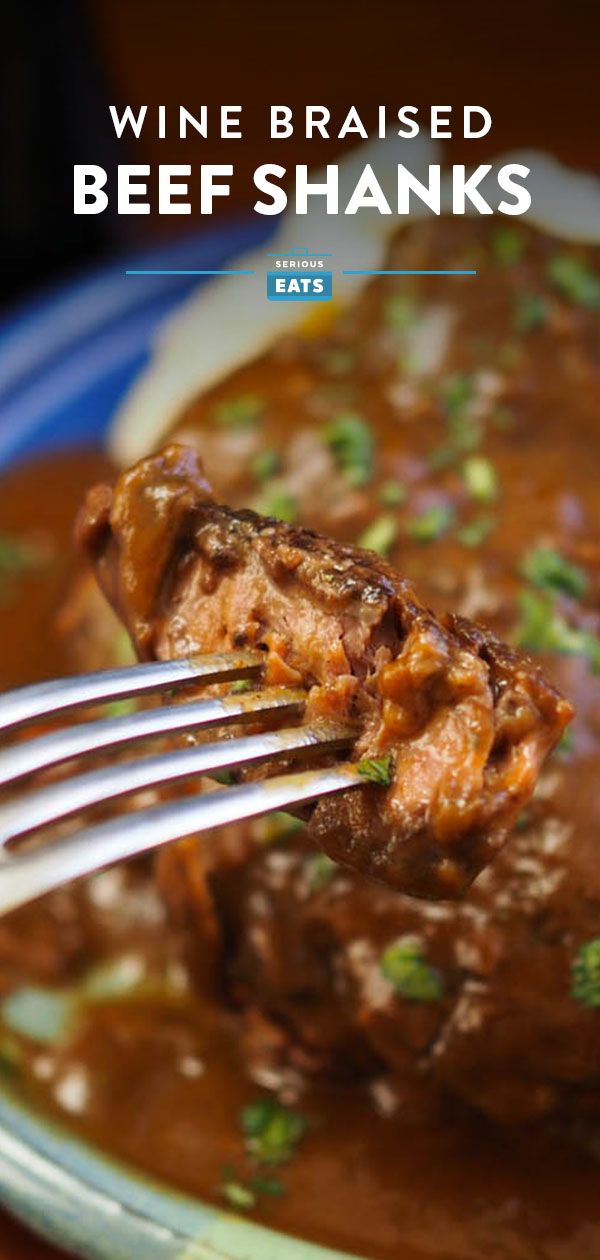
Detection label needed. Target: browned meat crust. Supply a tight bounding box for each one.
[78,443,572,900]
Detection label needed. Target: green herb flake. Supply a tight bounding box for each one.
[241,1097,307,1165]
[380,937,445,1003]
[556,727,574,759]
[358,514,398,557]
[254,485,297,523]
[255,811,304,846]
[378,479,407,507]
[305,853,337,894]
[385,294,417,336]
[571,939,600,1008]
[323,414,374,487]
[213,394,264,429]
[440,373,473,418]
[221,1180,257,1211]
[449,411,481,453]
[521,547,587,600]
[357,754,394,787]
[513,292,547,333]
[456,514,497,548]
[104,697,138,719]
[0,532,47,599]
[111,629,136,667]
[230,678,253,694]
[514,590,600,672]
[491,228,525,266]
[250,1175,285,1197]
[461,455,499,504]
[437,374,482,455]
[251,449,280,482]
[407,504,455,543]
[547,254,600,308]
[213,769,235,785]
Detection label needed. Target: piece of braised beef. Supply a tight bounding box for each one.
[78,443,571,900]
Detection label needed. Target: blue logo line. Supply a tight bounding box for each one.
[342,269,477,276]
[125,269,256,276]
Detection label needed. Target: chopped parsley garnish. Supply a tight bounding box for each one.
[448,411,481,454]
[357,753,394,787]
[358,514,397,557]
[0,531,47,599]
[379,479,407,507]
[213,393,264,429]
[213,769,235,785]
[556,727,574,759]
[254,811,304,845]
[547,254,600,308]
[323,413,374,487]
[241,1097,307,1165]
[230,678,253,694]
[461,455,499,504]
[385,294,417,335]
[571,939,600,1008]
[305,852,337,894]
[380,937,445,1003]
[456,514,496,548]
[514,590,600,672]
[514,292,547,333]
[407,504,455,543]
[440,372,473,418]
[111,629,136,666]
[438,373,482,454]
[491,227,525,266]
[104,697,138,718]
[521,546,587,600]
[251,449,280,482]
[249,1175,284,1197]
[221,1180,256,1211]
[254,485,297,523]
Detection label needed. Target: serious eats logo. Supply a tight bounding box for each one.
[266,246,333,301]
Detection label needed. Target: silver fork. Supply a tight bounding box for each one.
[0,651,363,916]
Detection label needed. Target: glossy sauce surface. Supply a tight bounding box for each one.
[1,216,600,1259]
[0,451,598,1259]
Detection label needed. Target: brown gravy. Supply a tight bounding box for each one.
[0,452,599,1260]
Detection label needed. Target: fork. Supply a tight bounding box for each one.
[0,651,363,916]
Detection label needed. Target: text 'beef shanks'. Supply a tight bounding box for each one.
[78,445,572,899]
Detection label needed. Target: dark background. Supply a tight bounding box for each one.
[0,0,598,1255]
[1,0,599,310]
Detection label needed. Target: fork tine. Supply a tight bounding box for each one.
[0,765,364,915]
[0,651,264,733]
[0,721,355,844]
[0,688,306,788]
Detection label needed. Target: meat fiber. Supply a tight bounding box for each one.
[78,444,571,900]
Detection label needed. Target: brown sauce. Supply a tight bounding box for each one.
[0,450,598,1260]
[1,215,600,1258]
